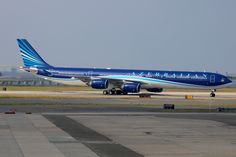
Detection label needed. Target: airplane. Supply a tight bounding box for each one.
[16,39,232,97]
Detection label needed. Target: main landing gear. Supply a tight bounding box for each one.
[210,89,216,97]
[103,89,128,95]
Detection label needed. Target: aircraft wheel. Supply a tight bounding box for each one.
[108,90,114,95]
[122,91,128,95]
[116,90,122,95]
[103,90,108,95]
[210,92,216,97]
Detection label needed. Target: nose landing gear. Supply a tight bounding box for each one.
[210,89,216,97]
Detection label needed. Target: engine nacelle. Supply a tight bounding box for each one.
[90,79,108,89]
[146,88,163,93]
[121,82,140,93]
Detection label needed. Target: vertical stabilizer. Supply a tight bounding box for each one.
[17,39,51,67]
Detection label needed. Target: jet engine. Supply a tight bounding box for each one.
[90,79,108,89]
[121,82,140,93]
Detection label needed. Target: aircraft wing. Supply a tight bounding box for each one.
[98,75,149,85]
[74,75,148,87]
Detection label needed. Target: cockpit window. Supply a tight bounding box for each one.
[221,77,225,82]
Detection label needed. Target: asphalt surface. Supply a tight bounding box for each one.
[45,115,143,157]
[68,113,236,157]
[154,113,236,126]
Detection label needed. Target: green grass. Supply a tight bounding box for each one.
[0,101,159,107]
[0,85,97,91]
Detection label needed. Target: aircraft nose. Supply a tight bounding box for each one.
[227,78,232,83]
[225,77,232,84]
[220,75,232,84]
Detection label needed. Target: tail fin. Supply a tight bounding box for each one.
[17,39,51,68]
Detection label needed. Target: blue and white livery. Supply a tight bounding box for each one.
[17,39,232,97]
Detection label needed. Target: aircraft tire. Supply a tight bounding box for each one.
[210,92,216,97]
[108,90,114,95]
[103,90,109,95]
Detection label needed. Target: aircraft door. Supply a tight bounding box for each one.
[210,75,215,83]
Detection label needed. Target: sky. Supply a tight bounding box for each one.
[0,0,235,74]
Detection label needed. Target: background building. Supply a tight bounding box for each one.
[0,66,59,86]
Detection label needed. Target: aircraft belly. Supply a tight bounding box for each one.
[141,81,230,90]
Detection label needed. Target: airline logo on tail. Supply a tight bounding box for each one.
[17,39,51,68]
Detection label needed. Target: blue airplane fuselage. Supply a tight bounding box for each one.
[30,66,232,89]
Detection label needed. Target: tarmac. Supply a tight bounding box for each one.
[0,91,236,157]
[1,113,236,157]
